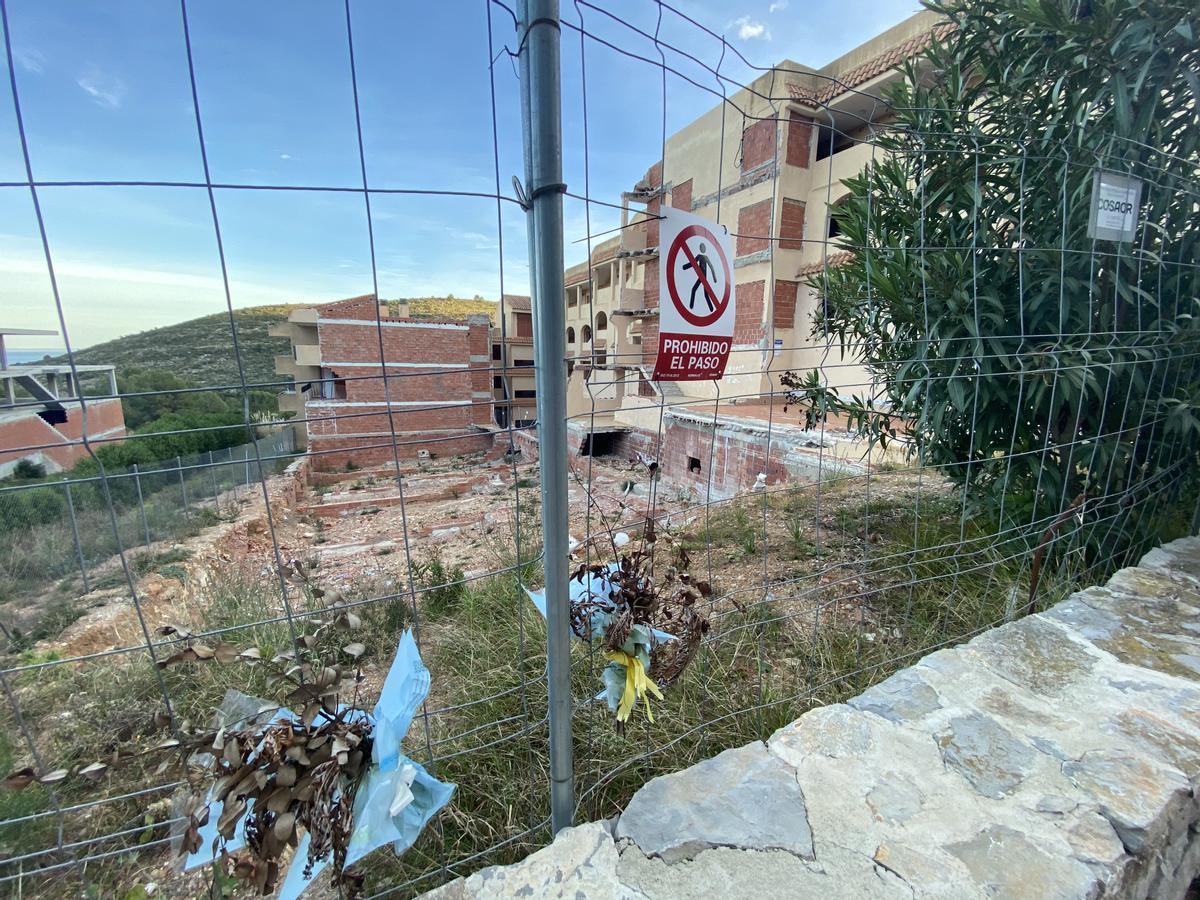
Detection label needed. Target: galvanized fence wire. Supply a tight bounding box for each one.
[0,0,553,893]
[0,0,1196,897]
[553,0,1200,834]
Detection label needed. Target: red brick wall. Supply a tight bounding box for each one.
[644,257,660,310]
[671,178,693,211]
[329,369,474,404]
[779,198,805,250]
[305,404,484,437]
[310,432,493,470]
[318,294,378,318]
[740,117,778,171]
[737,198,773,256]
[0,398,126,472]
[774,279,798,329]
[735,279,765,345]
[641,316,660,368]
[317,320,472,369]
[316,319,490,422]
[786,111,813,168]
[644,161,663,248]
[310,314,492,468]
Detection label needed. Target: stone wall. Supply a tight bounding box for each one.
[426,535,1200,899]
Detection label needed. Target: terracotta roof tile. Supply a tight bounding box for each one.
[787,25,952,107]
[797,251,853,277]
[316,294,377,314]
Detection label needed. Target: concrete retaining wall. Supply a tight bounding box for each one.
[426,536,1200,898]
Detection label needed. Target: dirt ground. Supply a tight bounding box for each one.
[31,448,705,663]
[36,434,934,678]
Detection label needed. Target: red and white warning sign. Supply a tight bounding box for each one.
[653,207,736,381]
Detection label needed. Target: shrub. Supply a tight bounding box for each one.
[413,553,466,619]
[11,459,46,481]
[785,0,1200,565]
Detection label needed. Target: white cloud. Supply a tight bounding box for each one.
[280,153,293,160]
[14,47,45,74]
[731,16,770,40]
[768,0,788,12]
[76,68,126,109]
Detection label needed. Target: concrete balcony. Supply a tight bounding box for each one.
[294,344,322,367]
[277,389,305,415]
[620,286,645,310]
[621,225,647,253]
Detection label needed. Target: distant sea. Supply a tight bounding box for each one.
[4,349,65,364]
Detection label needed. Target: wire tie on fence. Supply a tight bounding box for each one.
[529,180,568,202]
[518,15,562,46]
[511,176,530,210]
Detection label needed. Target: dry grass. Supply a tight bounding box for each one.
[0,470,1105,897]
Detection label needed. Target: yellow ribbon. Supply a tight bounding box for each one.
[605,650,664,723]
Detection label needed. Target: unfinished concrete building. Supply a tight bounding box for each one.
[271,296,494,470]
[0,327,125,477]
[563,11,942,495]
[490,295,537,430]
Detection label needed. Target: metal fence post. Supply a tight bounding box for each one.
[517,0,574,834]
[133,463,151,547]
[177,455,187,512]
[63,481,90,594]
[208,449,220,511]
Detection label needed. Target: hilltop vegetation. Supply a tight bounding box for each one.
[402,296,498,322]
[49,297,500,392]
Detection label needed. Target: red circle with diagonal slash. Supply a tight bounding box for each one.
[666,224,732,328]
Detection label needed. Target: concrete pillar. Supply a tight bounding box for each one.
[0,334,12,405]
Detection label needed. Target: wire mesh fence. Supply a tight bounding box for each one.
[0,0,1197,897]
[0,429,294,624]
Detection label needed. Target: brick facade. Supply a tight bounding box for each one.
[0,397,126,473]
[779,198,805,250]
[306,300,493,471]
[641,317,660,368]
[644,258,660,310]
[736,198,773,257]
[786,111,813,168]
[740,118,777,172]
[607,416,792,501]
[671,178,693,211]
[773,279,798,329]
[734,279,766,345]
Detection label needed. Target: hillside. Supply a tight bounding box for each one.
[50,297,500,391]
[49,306,299,390]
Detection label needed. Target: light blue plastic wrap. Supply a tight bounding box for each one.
[279,630,454,899]
[183,630,454,898]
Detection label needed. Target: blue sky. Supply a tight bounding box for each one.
[0,0,919,351]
